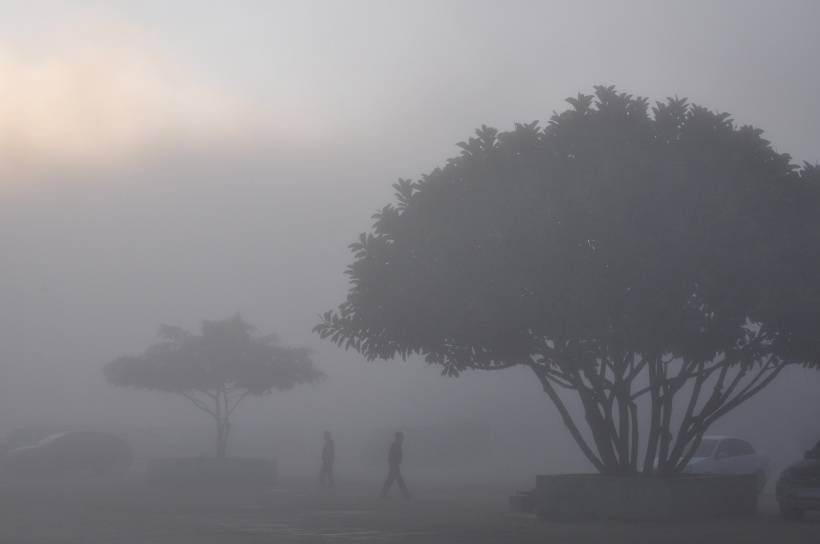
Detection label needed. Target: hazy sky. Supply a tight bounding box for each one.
[1,0,819,172]
[1,0,819,477]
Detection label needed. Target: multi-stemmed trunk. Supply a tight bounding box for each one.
[527,345,788,476]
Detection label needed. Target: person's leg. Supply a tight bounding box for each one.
[320,463,330,488]
[328,463,335,488]
[381,466,396,497]
[395,469,411,499]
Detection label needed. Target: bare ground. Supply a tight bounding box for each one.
[0,479,819,543]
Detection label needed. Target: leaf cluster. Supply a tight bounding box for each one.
[316,86,820,374]
[106,315,324,395]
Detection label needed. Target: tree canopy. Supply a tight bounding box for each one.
[106,315,323,457]
[316,86,820,474]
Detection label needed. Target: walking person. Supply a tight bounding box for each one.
[380,431,410,499]
[319,430,335,488]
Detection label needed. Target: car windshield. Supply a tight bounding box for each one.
[693,439,719,458]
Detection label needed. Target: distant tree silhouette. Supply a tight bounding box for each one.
[106,315,323,458]
[316,86,820,475]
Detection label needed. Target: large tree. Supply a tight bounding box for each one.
[106,315,323,458]
[316,86,820,475]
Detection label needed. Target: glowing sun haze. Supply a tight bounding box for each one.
[0,24,271,173]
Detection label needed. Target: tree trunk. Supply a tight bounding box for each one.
[213,389,231,459]
[533,353,785,477]
[216,420,230,459]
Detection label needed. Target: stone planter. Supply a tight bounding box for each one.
[146,457,277,490]
[509,490,537,513]
[535,473,757,521]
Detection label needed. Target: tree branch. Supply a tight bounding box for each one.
[228,390,251,415]
[703,358,786,426]
[181,390,218,418]
[529,363,605,472]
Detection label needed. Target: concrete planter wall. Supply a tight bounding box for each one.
[535,473,757,521]
[146,457,277,490]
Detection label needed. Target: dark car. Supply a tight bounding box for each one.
[776,441,820,520]
[3,431,132,477]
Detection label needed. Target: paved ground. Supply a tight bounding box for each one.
[1,479,819,543]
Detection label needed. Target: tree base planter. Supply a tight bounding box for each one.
[509,490,537,514]
[146,458,277,490]
[534,473,757,521]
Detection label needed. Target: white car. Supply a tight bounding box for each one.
[684,436,770,491]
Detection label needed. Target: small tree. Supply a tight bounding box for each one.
[316,86,820,475]
[105,315,323,458]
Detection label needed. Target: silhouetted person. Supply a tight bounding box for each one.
[380,431,410,499]
[319,430,335,488]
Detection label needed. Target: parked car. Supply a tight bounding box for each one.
[0,426,65,455]
[683,436,769,491]
[2,431,132,477]
[776,440,820,521]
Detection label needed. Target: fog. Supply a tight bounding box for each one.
[2,0,820,530]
